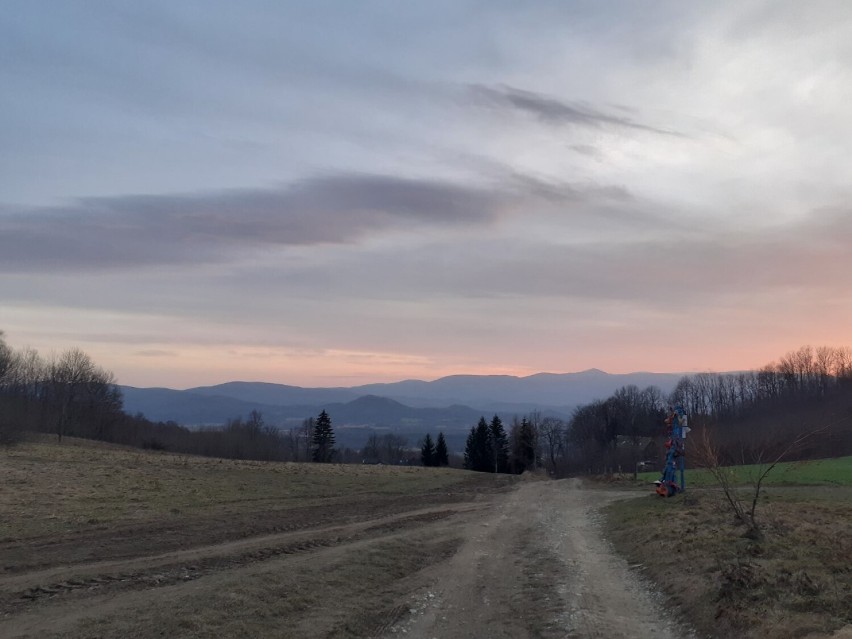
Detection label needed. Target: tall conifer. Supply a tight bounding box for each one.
[311,410,336,463]
[490,415,509,473]
[421,433,435,466]
[434,431,449,467]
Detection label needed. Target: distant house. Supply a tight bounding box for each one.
[615,435,660,462]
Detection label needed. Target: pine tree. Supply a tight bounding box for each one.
[463,426,476,470]
[510,416,537,473]
[434,431,449,467]
[490,415,509,474]
[311,409,336,463]
[420,433,435,467]
[464,417,494,472]
[476,417,495,472]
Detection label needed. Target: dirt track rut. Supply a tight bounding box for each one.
[388,479,694,638]
[1,480,693,638]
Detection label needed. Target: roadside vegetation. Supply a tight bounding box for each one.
[605,456,852,638]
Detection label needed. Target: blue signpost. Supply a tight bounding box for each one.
[655,406,689,497]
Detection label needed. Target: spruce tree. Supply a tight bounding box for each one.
[463,426,476,470]
[421,433,435,467]
[463,417,494,473]
[490,415,509,473]
[510,416,537,473]
[311,409,336,463]
[434,431,449,467]
[475,417,495,472]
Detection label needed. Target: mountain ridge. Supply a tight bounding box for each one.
[122,369,686,429]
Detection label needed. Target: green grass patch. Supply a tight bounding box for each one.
[637,455,852,487]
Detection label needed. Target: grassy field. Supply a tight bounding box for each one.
[637,455,852,487]
[0,436,499,543]
[1,437,519,638]
[606,460,852,638]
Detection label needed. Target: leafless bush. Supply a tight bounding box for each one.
[693,424,829,539]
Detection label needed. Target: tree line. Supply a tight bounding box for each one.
[536,344,852,478]
[5,332,849,474]
[420,432,449,467]
[0,332,122,446]
[462,415,537,474]
[0,333,450,467]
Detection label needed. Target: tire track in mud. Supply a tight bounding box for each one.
[0,506,469,617]
[1,490,496,576]
[13,537,338,604]
[1,508,478,639]
[349,535,465,639]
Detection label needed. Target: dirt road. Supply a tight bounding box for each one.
[388,479,693,638]
[1,479,692,638]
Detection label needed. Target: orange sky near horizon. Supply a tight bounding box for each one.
[2,3,851,390]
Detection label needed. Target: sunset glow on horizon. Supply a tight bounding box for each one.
[2,2,851,389]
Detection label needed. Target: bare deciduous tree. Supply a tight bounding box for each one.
[539,416,565,474]
[693,424,829,539]
[300,417,315,462]
[361,432,381,463]
[381,433,407,465]
[48,348,106,442]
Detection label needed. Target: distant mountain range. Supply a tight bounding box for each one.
[120,370,684,440]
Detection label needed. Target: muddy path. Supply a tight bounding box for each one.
[0,479,692,638]
[387,479,694,638]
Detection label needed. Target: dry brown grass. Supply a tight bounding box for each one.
[58,532,463,639]
[0,436,494,543]
[2,437,516,638]
[604,487,852,638]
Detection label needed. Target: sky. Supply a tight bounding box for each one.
[1,1,851,389]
